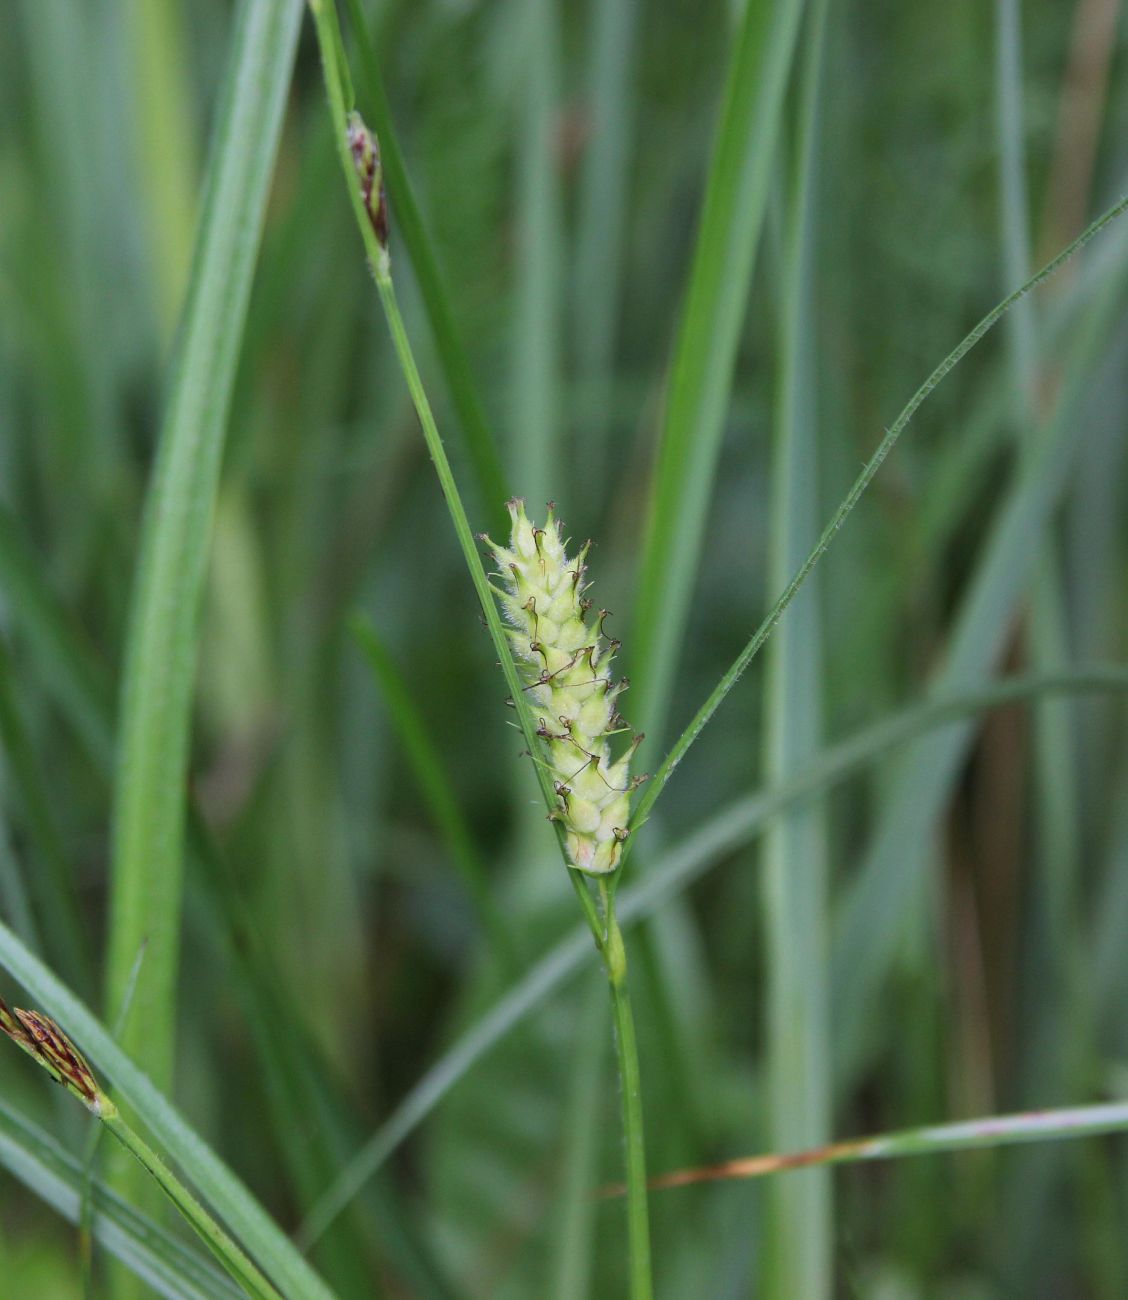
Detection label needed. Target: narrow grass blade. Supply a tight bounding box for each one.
[99,1109,283,1300]
[105,0,303,1094]
[831,235,1128,1082]
[340,0,509,529]
[0,1096,241,1300]
[572,0,637,493]
[299,666,1128,1239]
[615,1101,1128,1194]
[0,920,337,1300]
[124,0,199,336]
[510,0,562,507]
[631,0,806,748]
[626,188,1128,858]
[993,1,1083,1280]
[760,4,831,1294]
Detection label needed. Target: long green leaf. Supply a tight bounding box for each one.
[994,1,1088,1280]
[572,0,637,493]
[105,0,302,1093]
[510,0,562,507]
[631,0,806,748]
[760,4,831,1294]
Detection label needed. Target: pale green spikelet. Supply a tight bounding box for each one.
[485,499,644,875]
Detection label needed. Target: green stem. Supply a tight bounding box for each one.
[101,1104,283,1300]
[307,22,650,1292]
[373,269,605,948]
[340,0,510,529]
[309,0,605,945]
[604,893,652,1300]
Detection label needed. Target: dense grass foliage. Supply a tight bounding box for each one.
[2,0,1128,1295]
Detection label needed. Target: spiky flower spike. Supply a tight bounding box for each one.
[485,500,644,876]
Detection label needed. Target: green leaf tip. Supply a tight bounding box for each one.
[0,995,112,1117]
[485,499,645,875]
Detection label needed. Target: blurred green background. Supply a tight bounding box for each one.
[2,0,1128,1295]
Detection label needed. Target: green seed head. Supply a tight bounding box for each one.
[486,500,643,875]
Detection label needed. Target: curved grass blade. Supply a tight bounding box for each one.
[298,666,1128,1241]
[0,1096,241,1300]
[0,991,281,1297]
[631,0,806,748]
[602,1100,1128,1196]
[831,223,1128,1081]
[0,923,337,1300]
[625,187,1128,858]
[105,0,304,1096]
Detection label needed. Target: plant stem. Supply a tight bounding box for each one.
[603,889,652,1300]
[340,0,510,530]
[100,1103,284,1300]
[307,15,651,1291]
[373,268,605,946]
[310,0,606,944]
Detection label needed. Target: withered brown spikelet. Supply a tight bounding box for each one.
[0,994,106,1114]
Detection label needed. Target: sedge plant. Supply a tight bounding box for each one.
[4,5,1128,1290]
[308,1,654,1291]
